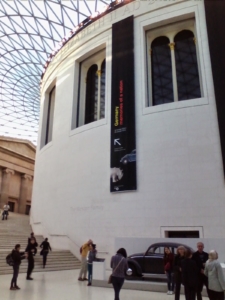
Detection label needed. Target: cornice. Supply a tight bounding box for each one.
[0,146,35,164]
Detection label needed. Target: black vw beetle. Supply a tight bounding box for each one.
[126,242,194,279]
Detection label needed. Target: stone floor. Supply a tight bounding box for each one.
[0,269,208,300]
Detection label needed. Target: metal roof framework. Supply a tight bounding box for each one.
[0,0,111,144]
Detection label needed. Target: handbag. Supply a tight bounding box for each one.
[108,257,124,284]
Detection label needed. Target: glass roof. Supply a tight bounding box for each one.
[0,0,111,144]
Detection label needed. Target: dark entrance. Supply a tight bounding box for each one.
[26,205,31,215]
[8,201,15,212]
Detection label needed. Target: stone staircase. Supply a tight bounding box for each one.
[0,212,81,275]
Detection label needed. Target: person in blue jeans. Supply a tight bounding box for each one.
[110,248,128,300]
[87,244,97,286]
[164,247,175,295]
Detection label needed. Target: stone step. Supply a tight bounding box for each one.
[0,213,81,275]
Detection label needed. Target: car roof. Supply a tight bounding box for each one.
[148,242,192,249]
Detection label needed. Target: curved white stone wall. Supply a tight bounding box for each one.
[31,0,225,263]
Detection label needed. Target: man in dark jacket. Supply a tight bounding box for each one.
[192,242,209,300]
[25,238,36,280]
[40,238,52,268]
[28,232,38,255]
[182,249,199,300]
[10,244,27,290]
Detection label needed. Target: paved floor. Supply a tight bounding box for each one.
[0,269,208,300]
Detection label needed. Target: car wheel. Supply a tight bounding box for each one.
[129,265,137,278]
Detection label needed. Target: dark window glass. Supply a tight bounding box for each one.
[85,64,98,124]
[174,30,201,101]
[168,231,199,238]
[151,36,173,105]
[100,59,105,119]
[45,86,55,145]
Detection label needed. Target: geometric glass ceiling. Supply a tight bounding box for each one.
[0,0,111,144]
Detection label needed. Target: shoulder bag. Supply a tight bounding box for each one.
[108,257,124,284]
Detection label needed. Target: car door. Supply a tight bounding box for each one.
[143,246,165,274]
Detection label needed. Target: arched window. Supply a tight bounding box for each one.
[100,59,106,119]
[151,36,173,106]
[85,64,98,124]
[174,30,201,101]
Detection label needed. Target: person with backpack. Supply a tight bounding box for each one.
[78,239,93,281]
[10,244,27,290]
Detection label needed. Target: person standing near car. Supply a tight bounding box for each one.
[204,250,225,300]
[164,247,174,295]
[111,248,128,300]
[10,244,27,290]
[192,242,209,300]
[173,245,186,300]
[181,248,199,300]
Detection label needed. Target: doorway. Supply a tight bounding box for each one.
[26,205,31,215]
[8,201,15,212]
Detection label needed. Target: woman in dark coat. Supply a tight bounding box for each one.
[173,245,186,300]
[110,248,128,300]
[25,237,36,280]
[40,238,52,268]
[181,248,199,300]
[10,244,26,290]
[164,247,174,295]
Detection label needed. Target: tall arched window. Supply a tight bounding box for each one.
[151,36,174,106]
[174,30,201,101]
[100,59,106,119]
[85,64,98,124]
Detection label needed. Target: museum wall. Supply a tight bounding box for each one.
[31,0,225,263]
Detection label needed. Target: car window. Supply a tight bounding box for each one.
[147,246,165,255]
[154,247,165,254]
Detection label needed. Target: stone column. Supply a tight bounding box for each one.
[18,174,32,214]
[0,168,15,208]
[0,167,2,193]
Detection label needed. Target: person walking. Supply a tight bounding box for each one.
[40,238,52,268]
[204,250,225,300]
[28,233,38,255]
[110,248,128,300]
[181,248,199,300]
[173,245,186,300]
[78,239,93,281]
[2,202,10,220]
[10,244,27,290]
[164,247,174,295]
[25,237,36,280]
[87,244,97,286]
[192,242,209,300]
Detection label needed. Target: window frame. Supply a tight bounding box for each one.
[146,19,203,107]
[77,49,106,128]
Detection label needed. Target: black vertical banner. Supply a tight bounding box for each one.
[110,15,136,192]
